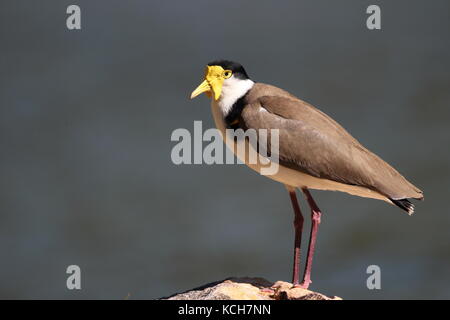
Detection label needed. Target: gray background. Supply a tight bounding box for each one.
[1,0,449,299]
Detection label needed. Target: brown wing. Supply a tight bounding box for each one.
[240,94,423,200]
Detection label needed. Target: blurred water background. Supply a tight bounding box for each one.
[0,0,449,299]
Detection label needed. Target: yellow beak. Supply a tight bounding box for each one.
[190,65,226,101]
[190,80,211,99]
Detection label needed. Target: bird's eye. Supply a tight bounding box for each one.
[223,70,232,79]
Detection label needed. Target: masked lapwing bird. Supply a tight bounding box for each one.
[190,60,424,289]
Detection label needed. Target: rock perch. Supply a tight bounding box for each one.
[161,277,342,300]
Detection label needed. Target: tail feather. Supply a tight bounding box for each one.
[391,198,415,215]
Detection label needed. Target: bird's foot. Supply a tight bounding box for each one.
[293,279,312,290]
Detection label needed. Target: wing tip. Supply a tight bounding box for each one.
[391,198,415,215]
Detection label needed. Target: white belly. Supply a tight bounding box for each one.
[211,101,390,202]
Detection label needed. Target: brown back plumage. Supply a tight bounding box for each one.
[240,83,423,202]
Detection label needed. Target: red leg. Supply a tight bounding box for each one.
[287,187,304,285]
[299,188,322,289]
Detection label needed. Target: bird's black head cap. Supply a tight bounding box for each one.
[207,60,250,80]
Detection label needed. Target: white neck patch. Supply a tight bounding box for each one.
[216,77,254,117]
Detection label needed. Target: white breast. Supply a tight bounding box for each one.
[217,78,254,116]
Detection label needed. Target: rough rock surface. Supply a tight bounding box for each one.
[161,277,342,300]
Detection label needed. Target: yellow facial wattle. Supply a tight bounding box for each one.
[190,65,232,101]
